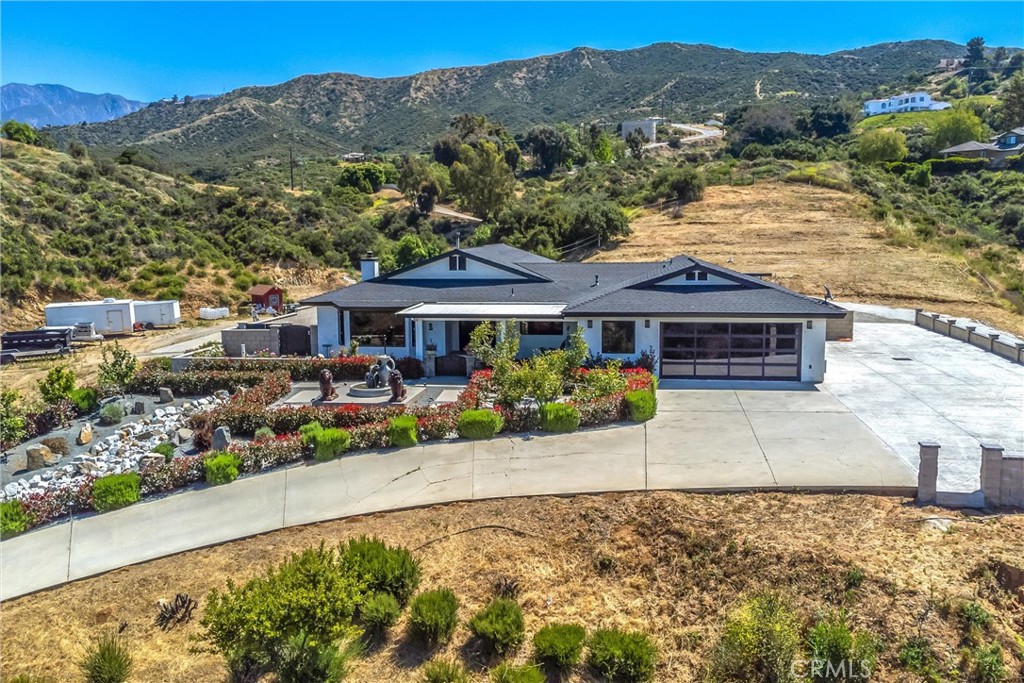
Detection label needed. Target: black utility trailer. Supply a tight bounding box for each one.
[0,328,74,364]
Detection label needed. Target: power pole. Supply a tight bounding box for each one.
[288,145,295,191]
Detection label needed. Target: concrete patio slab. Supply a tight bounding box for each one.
[736,390,849,413]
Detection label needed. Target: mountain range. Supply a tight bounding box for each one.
[1,83,147,127]
[45,40,964,179]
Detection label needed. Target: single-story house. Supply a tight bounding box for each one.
[862,91,950,117]
[302,245,847,382]
[939,127,1024,165]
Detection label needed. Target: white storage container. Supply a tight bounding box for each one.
[44,299,135,335]
[132,300,181,327]
[199,307,231,320]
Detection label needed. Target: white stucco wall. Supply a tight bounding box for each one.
[315,306,342,355]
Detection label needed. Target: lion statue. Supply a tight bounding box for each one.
[318,368,338,401]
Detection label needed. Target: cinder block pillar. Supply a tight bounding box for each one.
[929,313,940,332]
[966,325,976,344]
[1002,456,1024,508]
[980,443,1004,507]
[988,333,1000,352]
[1016,343,1024,364]
[917,442,940,504]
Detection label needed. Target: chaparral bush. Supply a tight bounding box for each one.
[409,588,459,646]
[539,403,580,433]
[1,498,33,539]
[624,390,657,422]
[274,631,361,683]
[587,629,658,683]
[422,658,470,683]
[468,598,525,655]
[360,591,401,633]
[339,536,421,605]
[91,472,140,512]
[806,610,878,683]
[533,622,587,670]
[456,409,504,439]
[386,415,418,447]
[204,451,242,485]
[490,662,545,683]
[710,593,801,683]
[79,632,133,683]
[98,402,125,426]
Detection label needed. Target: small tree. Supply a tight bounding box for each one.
[933,109,986,150]
[98,343,139,396]
[38,365,76,405]
[625,129,649,159]
[999,71,1024,129]
[0,389,27,448]
[856,129,908,163]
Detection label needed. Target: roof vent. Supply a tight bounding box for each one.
[102,297,116,303]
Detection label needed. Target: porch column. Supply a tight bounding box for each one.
[414,319,425,360]
[342,310,351,351]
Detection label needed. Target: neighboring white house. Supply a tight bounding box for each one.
[303,245,847,383]
[621,118,661,142]
[862,91,951,117]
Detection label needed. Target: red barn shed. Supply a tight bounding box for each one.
[247,285,284,310]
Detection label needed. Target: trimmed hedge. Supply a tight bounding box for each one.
[625,390,657,422]
[204,451,242,485]
[409,588,459,646]
[587,629,657,683]
[539,403,580,433]
[386,415,418,447]
[456,409,504,440]
[468,598,525,655]
[533,623,587,670]
[92,472,141,512]
[300,422,353,461]
[1,499,32,539]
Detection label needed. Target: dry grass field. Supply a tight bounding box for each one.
[2,492,1022,682]
[590,182,1024,336]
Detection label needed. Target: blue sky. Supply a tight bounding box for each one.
[2,1,1021,101]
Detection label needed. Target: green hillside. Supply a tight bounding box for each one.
[49,40,964,180]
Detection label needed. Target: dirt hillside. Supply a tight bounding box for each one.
[2,492,1022,682]
[590,182,1024,336]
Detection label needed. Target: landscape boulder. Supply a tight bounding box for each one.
[26,444,58,470]
[132,400,147,415]
[158,387,174,404]
[2,450,28,476]
[138,454,166,470]
[211,426,232,451]
[76,423,93,446]
[176,427,194,444]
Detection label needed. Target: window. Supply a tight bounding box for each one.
[684,271,708,282]
[350,310,405,347]
[448,254,467,271]
[685,271,696,281]
[602,321,636,354]
[520,321,564,336]
[1008,136,1018,145]
[697,271,708,281]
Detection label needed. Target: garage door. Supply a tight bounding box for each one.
[660,322,801,379]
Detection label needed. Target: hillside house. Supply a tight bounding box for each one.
[621,118,661,142]
[939,127,1024,165]
[303,245,846,382]
[862,91,951,117]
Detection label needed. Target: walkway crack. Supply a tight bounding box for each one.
[737,389,777,485]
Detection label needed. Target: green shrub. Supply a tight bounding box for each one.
[533,622,586,669]
[152,442,175,462]
[965,642,1005,683]
[422,658,470,683]
[587,629,657,683]
[1,499,32,539]
[490,662,545,683]
[79,632,132,683]
[806,611,878,682]
[38,364,76,405]
[468,598,525,655]
[897,636,942,683]
[299,420,324,441]
[386,415,418,447]
[958,601,992,631]
[456,409,504,439]
[842,566,865,591]
[340,536,421,605]
[204,451,242,485]
[927,156,989,174]
[624,390,656,422]
[539,403,580,433]
[91,472,141,512]
[310,427,352,461]
[275,631,360,683]
[254,426,276,440]
[409,588,459,646]
[70,387,99,413]
[360,592,401,633]
[710,593,801,683]
[98,402,125,425]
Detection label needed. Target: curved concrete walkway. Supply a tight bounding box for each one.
[1,387,914,600]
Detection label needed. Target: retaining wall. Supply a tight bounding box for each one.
[913,309,1024,364]
[918,442,1024,509]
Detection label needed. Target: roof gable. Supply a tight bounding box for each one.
[384,249,549,283]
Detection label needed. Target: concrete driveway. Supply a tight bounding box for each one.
[825,322,1023,495]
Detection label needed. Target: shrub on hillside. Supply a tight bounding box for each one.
[927,156,989,174]
[204,451,242,486]
[422,658,469,683]
[490,662,545,683]
[806,611,878,682]
[624,390,657,422]
[456,409,504,439]
[99,402,125,426]
[275,631,360,683]
[409,588,459,646]
[964,642,1005,683]
[79,632,132,683]
[897,636,942,682]
[1,499,32,539]
[709,593,801,683]
[360,591,401,633]
[70,387,99,413]
[340,536,421,605]
[386,415,418,447]
[533,622,586,670]
[91,472,141,512]
[539,403,580,433]
[587,629,657,683]
[468,598,525,655]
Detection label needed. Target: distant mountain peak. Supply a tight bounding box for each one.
[1,83,147,127]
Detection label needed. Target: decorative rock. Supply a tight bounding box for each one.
[3,450,28,475]
[211,426,232,451]
[136,429,157,441]
[76,422,94,446]
[158,387,174,404]
[26,444,56,470]
[138,454,165,470]
[176,427,194,444]
[4,482,21,497]
[132,400,146,415]
[154,408,166,419]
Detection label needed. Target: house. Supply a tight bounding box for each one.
[861,91,951,117]
[247,284,284,310]
[939,127,1024,165]
[936,58,966,71]
[621,118,662,142]
[302,245,847,382]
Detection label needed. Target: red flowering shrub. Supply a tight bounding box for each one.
[184,355,376,381]
[23,399,76,438]
[496,405,540,433]
[140,456,204,494]
[417,405,459,441]
[572,393,628,426]
[350,422,388,450]
[19,476,96,524]
[129,368,273,396]
[230,434,305,472]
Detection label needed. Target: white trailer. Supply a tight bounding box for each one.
[132,300,181,328]
[44,298,136,335]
